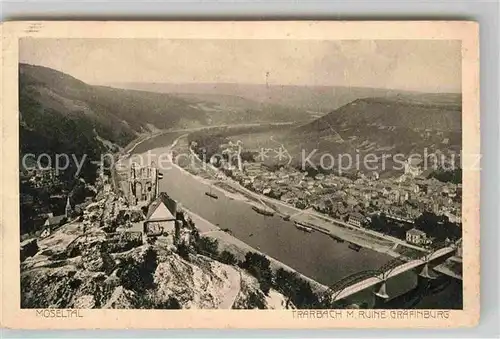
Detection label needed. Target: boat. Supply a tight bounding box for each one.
[205,185,219,199]
[282,215,291,221]
[329,234,345,243]
[348,243,362,252]
[205,192,219,199]
[252,205,274,216]
[294,221,313,233]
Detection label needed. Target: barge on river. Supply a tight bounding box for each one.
[252,205,275,216]
[348,243,362,252]
[294,221,313,233]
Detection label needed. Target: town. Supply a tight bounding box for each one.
[189,141,463,248]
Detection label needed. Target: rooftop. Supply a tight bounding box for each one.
[145,192,177,221]
[45,215,66,226]
[406,228,426,236]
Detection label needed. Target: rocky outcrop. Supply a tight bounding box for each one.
[21,239,290,309]
[153,253,232,309]
[103,286,139,309]
[83,192,141,233]
[21,265,119,308]
[20,195,289,310]
[20,238,38,262]
[81,241,115,274]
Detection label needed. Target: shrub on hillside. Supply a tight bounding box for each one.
[218,250,237,265]
[118,247,158,292]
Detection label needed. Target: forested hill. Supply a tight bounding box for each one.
[19,63,312,174]
[298,94,462,134]
[19,63,209,159]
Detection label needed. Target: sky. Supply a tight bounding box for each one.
[19,38,461,93]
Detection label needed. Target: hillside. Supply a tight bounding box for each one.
[282,94,462,174]
[298,94,462,134]
[206,93,462,176]
[19,64,314,174]
[19,63,208,157]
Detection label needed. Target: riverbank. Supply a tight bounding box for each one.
[184,207,328,293]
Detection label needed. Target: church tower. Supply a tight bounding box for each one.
[65,196,72,218]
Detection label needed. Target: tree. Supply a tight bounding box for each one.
[430,168,462,184]
[119,247,158,292]
[273,268,319,308]
[241,252,273,296]
[414,211,461,242]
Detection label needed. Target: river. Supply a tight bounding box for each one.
[132,131,462,309]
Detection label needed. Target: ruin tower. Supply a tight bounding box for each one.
[128,162,158,207]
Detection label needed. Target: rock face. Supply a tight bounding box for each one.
[81,241,115,274]
[20,211,290,310]
[21,265,119,308]
[20,238,39,262]
[153,253,234,309]
[103,286,139,309]
[83,191,142,233]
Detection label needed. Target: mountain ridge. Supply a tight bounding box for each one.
[106,81,454,113]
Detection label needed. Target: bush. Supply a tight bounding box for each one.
[158,296,182,309]
[196,237,219,256]
[244,291,266,309]
[177,243,191,260]
[241,252,273,296]
[259,278,271,295]
[107,234,143,253]
[140,292,182,309]
[118,247,158,292]
[218,250,237,265]
[274,268,320,308]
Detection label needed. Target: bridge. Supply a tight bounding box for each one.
[326,241,460,304]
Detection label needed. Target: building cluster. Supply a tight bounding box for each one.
[23,167,60,189]
[405,228,431,245]
[221,159,461,245]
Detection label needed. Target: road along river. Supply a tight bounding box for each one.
[130,131,461,308]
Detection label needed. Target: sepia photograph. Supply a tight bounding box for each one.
[1,21,480,329]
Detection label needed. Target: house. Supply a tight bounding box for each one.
[348,212,365,227]
[40,228,51,239]
[404,158,423,177]
[41,215,67,238]
[406,228,427,245]
[143,192,179,240]
[43,215,67,228]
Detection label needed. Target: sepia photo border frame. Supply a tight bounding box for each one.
[1,20,480,330]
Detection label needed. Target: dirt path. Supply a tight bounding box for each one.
[218,267,242,309]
